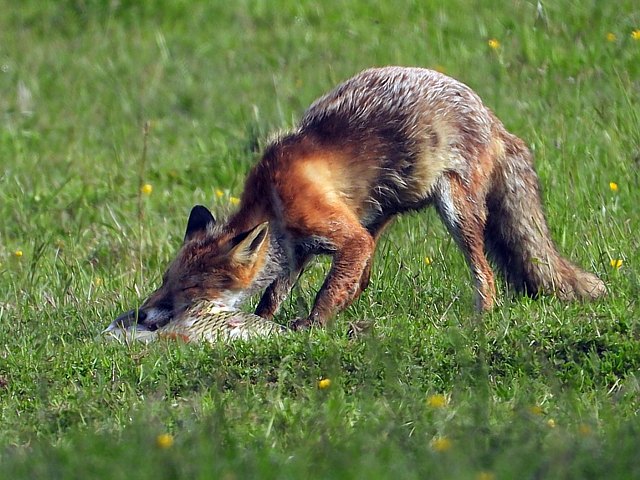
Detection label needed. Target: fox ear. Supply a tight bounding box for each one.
[229,222,270,264]
[184,205,216,242]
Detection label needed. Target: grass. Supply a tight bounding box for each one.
[1,1,639,478]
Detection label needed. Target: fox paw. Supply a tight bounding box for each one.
[290,317,313,331]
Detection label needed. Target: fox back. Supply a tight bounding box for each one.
[112,67,605,332]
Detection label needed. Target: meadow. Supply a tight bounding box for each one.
[1,1,639,478]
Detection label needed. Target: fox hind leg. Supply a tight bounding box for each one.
[434,172,496,311]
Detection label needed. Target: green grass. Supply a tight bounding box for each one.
[1,1,639,478]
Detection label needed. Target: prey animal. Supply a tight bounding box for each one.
[106,299,284,343]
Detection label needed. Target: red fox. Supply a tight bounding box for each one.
[114,66,606,331]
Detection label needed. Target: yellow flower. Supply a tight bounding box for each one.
[426,394,447,408]
[547,418,556,428]
[431,436,452,452]
[140,183,153,195]
[606,32,616,42]
[424,256,433,266]
[229,196,240,206]
[578,423,592,437]
[488,38,500,50]
[476,472,496,480]
[433,65,447,74]
[632,30,640,40]
[156,433,174,449]
[609,182,618,192]
[14,250,23,258]
[529,405,544,415]
[610,258,623,269]
[318,378,331,389]
[93,277,103,287]
[215,189,224,198]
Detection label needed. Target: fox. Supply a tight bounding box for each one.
[112,66,606,332]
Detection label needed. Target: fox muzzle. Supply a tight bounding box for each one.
[105,309,148,332]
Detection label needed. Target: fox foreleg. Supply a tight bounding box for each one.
[255,252,310,320]
[293,228,375,329]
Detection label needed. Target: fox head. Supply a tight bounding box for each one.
[107,205,270,333]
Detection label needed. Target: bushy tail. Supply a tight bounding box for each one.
[483,134,606,301]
